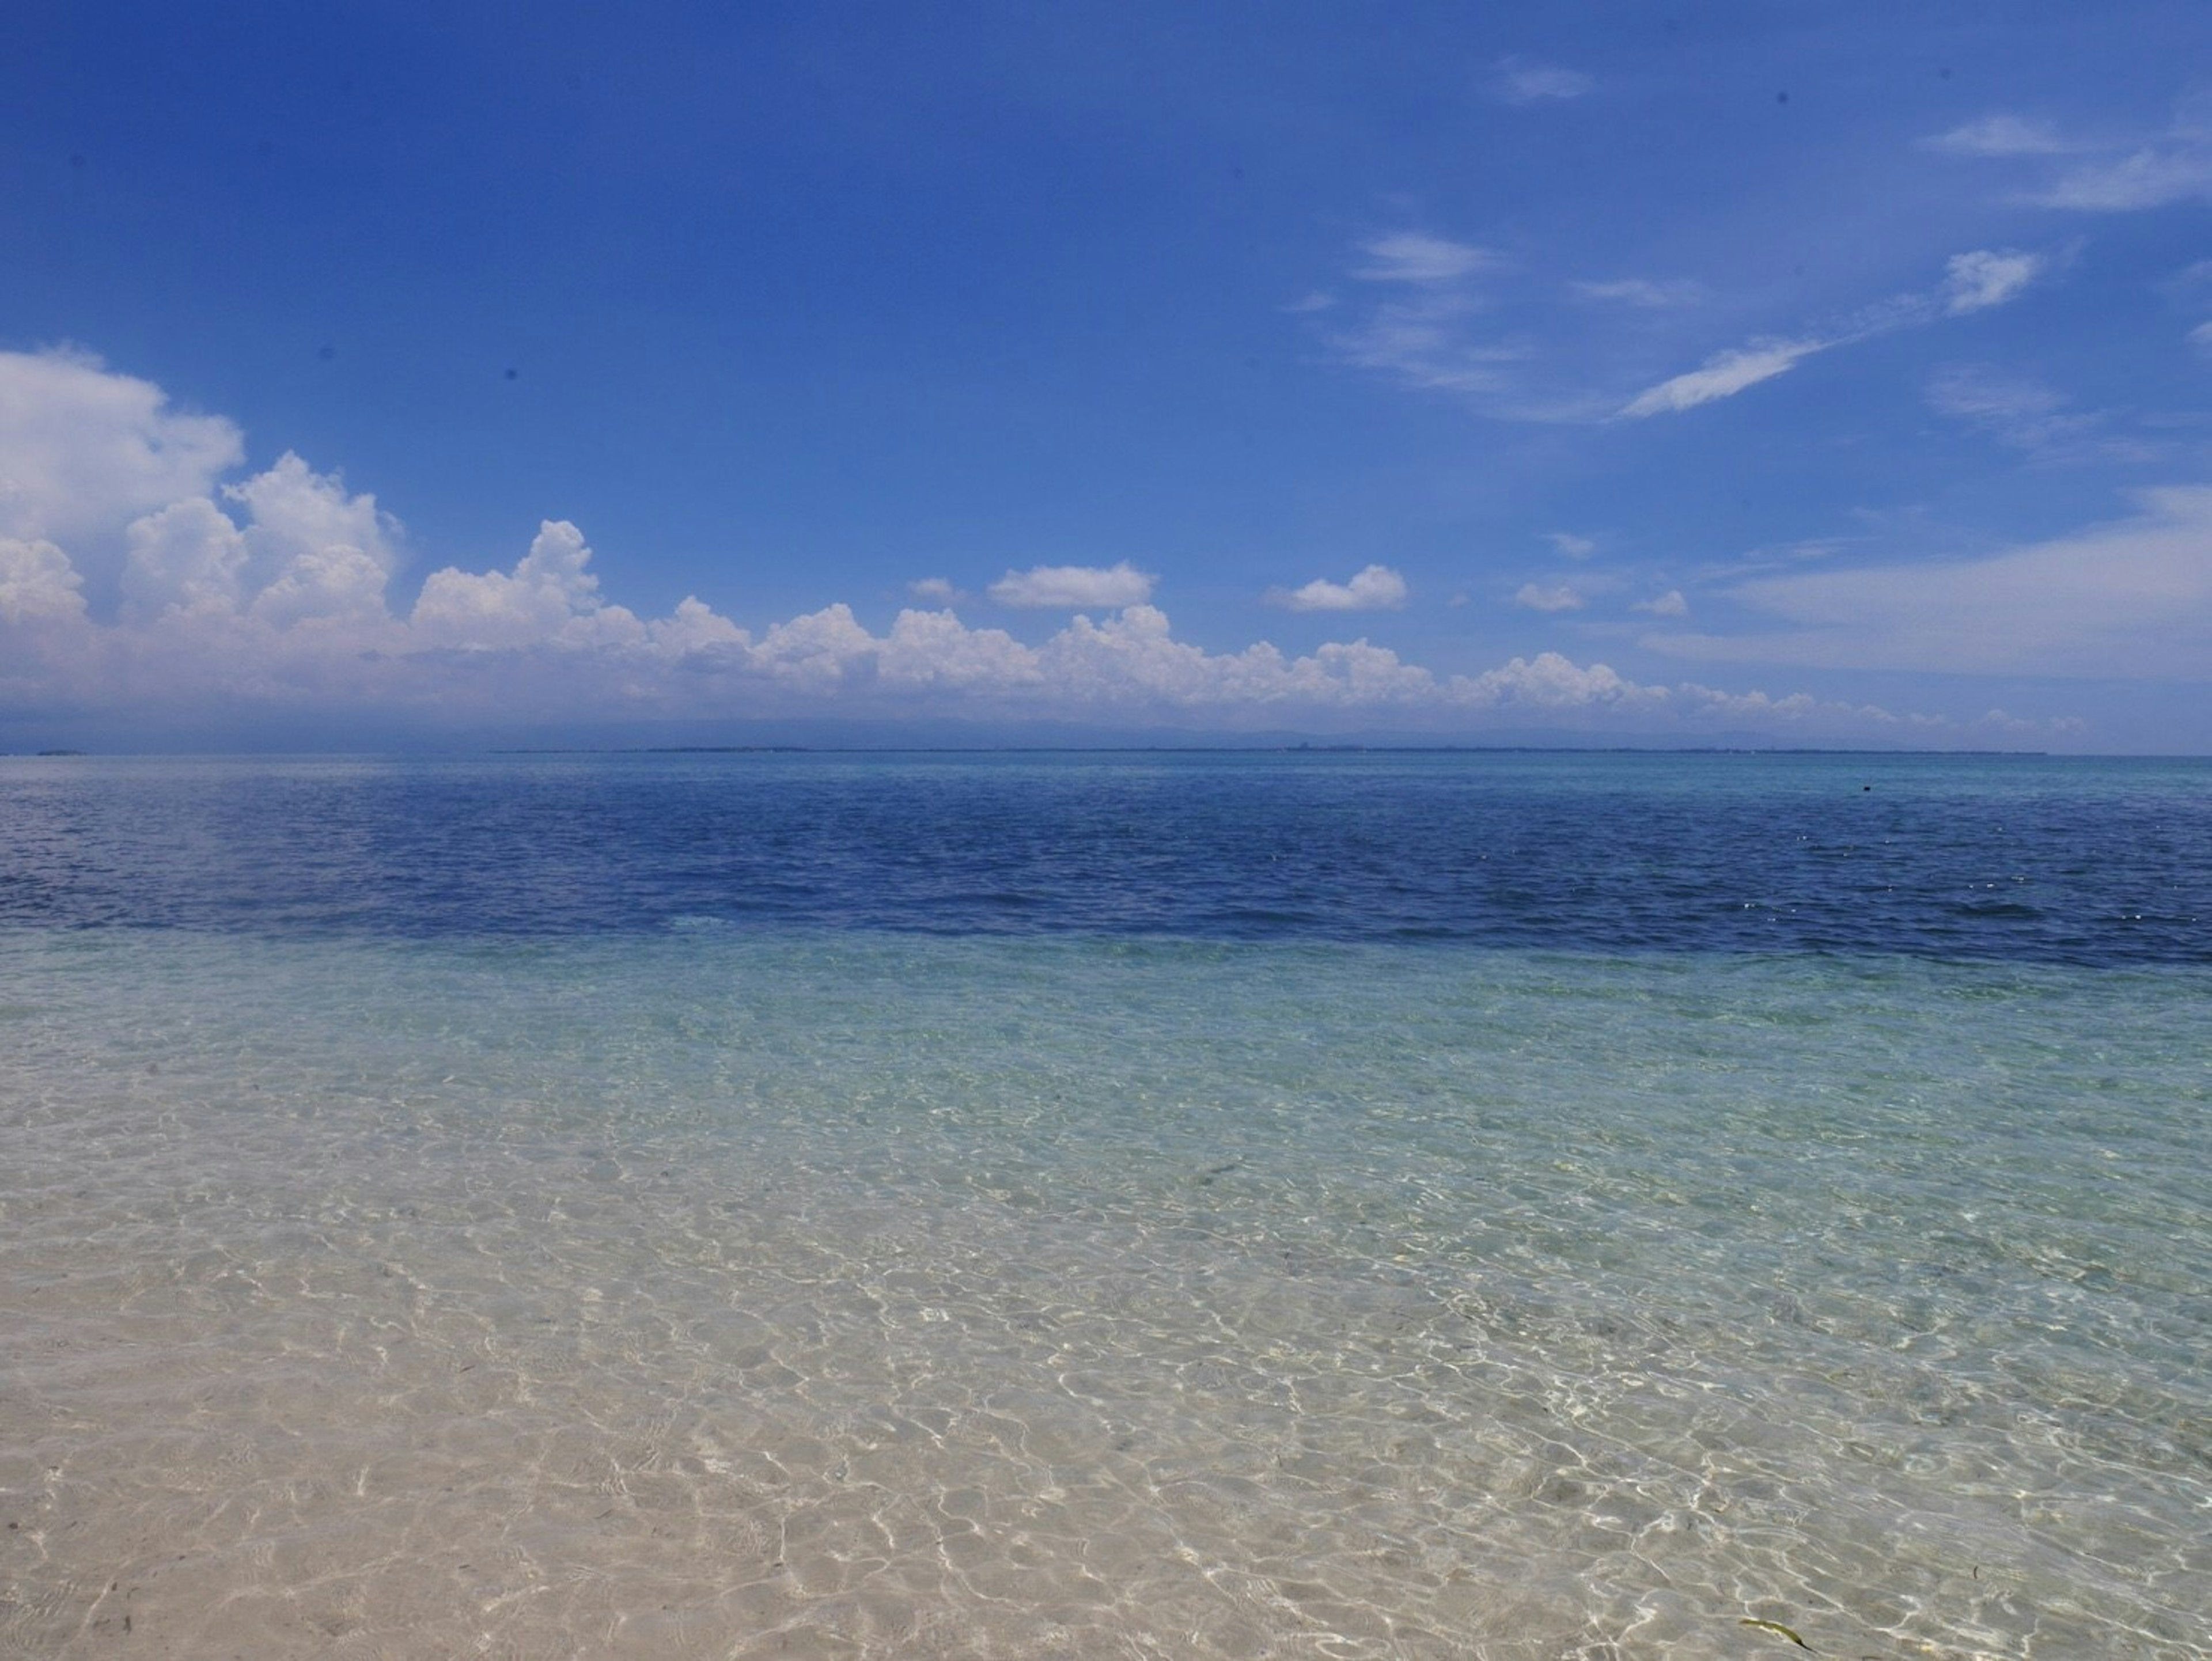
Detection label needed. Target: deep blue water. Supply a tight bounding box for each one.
[3,751,2206,962]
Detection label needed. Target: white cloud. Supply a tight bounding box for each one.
[1491,58,1592,105]
[0,347,244,575]
[2190,321,2212,355]
[1325,232,1531,400]
[1644,486,2212,679]
[225,452,403,591]
[2036,146,2212,211]
[877,607,1039,689]
[907,576,958,603]
[1619,248,2040,420]
[1353,233,1499,286]
[987,560,1155,609]
[648,596,748,657]
[0,352,2048,743]
[746,602,879,688]
[1571,278,1702,308]
[1931,100,2212,211]
[1467,652,1654,710]
[122,497,248,620]
[412,521,646,650]
[1267,564,1408,612]
[1922,115,2074,157]
[0,537,88,625]
[1329,295,1533,397]
[1319,230,1623,419]
[1621,339,1823,417]
[251,539,392,631]
[1926,363,2097,452]
[1514,582,1584,612]
[1546,531,1596,558]
[1943,249,2043,314]
[1633,590,1688,617]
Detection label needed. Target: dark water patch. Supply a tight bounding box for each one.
[0,751,2206,965]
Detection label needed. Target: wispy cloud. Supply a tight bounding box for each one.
[1925,364,2099,452]
[1546,531,1596,558]
[1929,100,2212,211]
[1633,590,1688,617]
[1353,233,1499,285]
[1620,248,2044,419]
[1320,233,1546,397]
[907,577,958,602]
[1571,277,1704,309]
[1621,339,1824,417]
[1266,564,1408,612]
[2037,147,2212,211]
[1328,298,1532,397]
[987,561,1154,609]
[1489,58,1593,105]
[1922,115,2075,158]
[1645,486,2212,679]
[1943,249,2043,313]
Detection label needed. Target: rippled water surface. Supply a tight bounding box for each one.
[4,750,2208,960]
[1,754,2206,1658]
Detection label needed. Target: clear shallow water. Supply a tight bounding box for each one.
[1,754,2207,1658]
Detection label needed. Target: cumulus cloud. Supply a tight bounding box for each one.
[122,498,248,620]
[1266,564,1408,612]
[1514,582,1584,612]
[1633,590,1688,617]
[412,520,647,650]
[227,451,403,584]
[1943,249,2043,313]
[907,577,958,603]
[251,539,391,631]
[1622,339,1823,416]
[0,348,244,587]
[1,537,88,625]
[1643,486,2212,679]
[1490,58,1593,105]
[0,350,2051,744]
[987,560,1155,609]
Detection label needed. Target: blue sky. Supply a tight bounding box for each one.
[3,0,2210,749]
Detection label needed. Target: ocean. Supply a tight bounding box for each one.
[2,752,2206,1658]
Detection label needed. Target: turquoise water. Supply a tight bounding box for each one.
[1,754,2207,1657]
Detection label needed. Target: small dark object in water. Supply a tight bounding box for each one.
[1740,1617,1813,1650]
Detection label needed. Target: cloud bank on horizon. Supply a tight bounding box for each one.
[0,348,2083,745]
